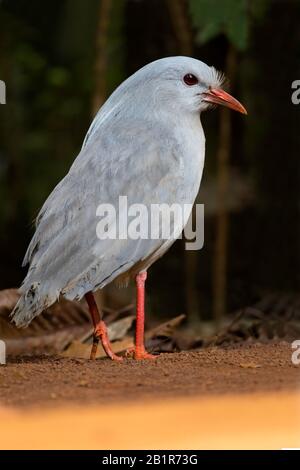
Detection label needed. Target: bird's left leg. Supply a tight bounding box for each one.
[85,292,122,361]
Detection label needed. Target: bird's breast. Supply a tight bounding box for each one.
[173,119,206,205]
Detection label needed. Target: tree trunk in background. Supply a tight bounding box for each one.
[92,0,112,309]
[166,0,193,56]
[92,0,112,116]
[212,44,237,326]
[166,0,200,324]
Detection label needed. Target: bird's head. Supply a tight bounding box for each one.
[130,56,247,117]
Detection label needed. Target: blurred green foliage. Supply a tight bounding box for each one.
[189,0,270,49]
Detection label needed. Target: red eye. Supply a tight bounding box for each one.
[183,74,198,86]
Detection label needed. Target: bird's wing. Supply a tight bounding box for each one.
[20,117,186,308]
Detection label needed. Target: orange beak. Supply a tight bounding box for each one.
[202,87,247,115]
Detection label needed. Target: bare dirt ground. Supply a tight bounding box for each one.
[0,340,299,449]
[0,340,298,408]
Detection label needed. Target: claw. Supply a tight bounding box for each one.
[125,347,135,358]
[91,321,123,362]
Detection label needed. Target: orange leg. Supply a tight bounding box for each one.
[85,292,122,361]
[134,271,156,360]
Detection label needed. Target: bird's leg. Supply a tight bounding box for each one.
[133,271,156,360]
[85,292,122,361]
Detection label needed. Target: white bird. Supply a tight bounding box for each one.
[12,57,246,360]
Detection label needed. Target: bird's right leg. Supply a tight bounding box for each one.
[85,292,122,361]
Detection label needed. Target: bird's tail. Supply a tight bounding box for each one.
[11,281,59,327]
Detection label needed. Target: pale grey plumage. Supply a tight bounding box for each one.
[12,56,224,327]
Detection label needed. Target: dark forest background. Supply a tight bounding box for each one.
[0,0,300,327]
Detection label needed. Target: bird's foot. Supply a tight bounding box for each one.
[125,346,157,360]
[135,350,157,360]
[91,320,123,362]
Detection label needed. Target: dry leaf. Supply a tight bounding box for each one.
[0,289,20,314]
[145,314,185,339]
[239,362,262,369]
[79,315,135,345]
[61,341,96,359]
[62,336,134,359]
